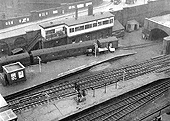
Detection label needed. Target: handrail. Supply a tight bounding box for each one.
[26,32,41,52]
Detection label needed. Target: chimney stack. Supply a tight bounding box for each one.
[88,5,93,16]
[75,8,78,20]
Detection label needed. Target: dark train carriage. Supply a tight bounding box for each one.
[31,40,95,64]
[0,52,30,72]
[31,44,72,64]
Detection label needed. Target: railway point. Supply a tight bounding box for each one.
[0,49,136,97]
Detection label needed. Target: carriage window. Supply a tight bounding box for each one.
[110,19,113,23]
[103,20,109,25]
[93,23,97,27]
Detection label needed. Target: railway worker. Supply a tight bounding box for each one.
[74,83,80,92]
[82,89,86,97]
[77,91,82,103]
[74,82,77,90]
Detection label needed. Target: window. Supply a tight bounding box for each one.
[98,22,102,26]
[103,20,109,25]
[18,71,24,78]
[46,29,55,35]
[85,24,92,29]
[93,23,97,27]
[69,6,72,9]
[110,19,113,23]
[79,26,84,30]
[75,27,79,32]
[11,73,17,81]
[53,10,58,14]
[70,28,74,33]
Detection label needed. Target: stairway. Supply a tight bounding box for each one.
[26,32,41,52]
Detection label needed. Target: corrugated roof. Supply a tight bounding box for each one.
[112,20,124,31]
[40,12,114,28]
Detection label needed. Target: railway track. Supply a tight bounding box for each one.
[7,54,170,114]
[121,41,161,50]
[61,78,170,121]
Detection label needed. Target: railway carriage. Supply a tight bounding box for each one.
[31,40,96,64]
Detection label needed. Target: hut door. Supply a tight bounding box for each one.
[134,24,138,30]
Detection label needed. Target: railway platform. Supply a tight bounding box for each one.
[16,69,168,121]
[0,49,136,97]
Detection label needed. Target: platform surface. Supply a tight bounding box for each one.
[0,49,136,97]
[16,71,168,121]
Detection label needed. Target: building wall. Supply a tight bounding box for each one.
[0,0,102,29]
[68,27,112,44]
[0,0,102,19]
[112,0,168,26]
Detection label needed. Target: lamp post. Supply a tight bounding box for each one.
[94,42,98,57]
[37,56,42,73]
[104,83,107,93]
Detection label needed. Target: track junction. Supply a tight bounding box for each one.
[6,53,170,121]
